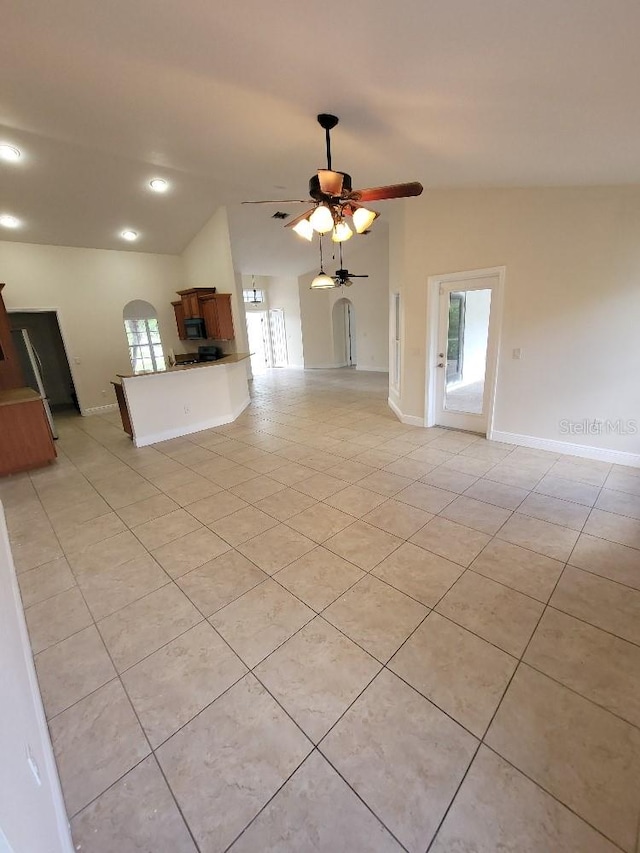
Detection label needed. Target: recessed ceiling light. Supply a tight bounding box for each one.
[0,214,21,228]
[0,145,21,162]
[121,230,138,241]
[149,178,169,193]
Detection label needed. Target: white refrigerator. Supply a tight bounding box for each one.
[10,328,58,439]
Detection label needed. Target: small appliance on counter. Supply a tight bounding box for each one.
[198,345,224,362]
[173,352,199,366]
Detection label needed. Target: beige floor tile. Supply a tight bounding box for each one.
[228,475,286,504]
[177,550,268,616]
[396,482,457,513]
[71,756,197,853]
[208,506,278,546]
[431,746,619,853]
[253,487,317,520]
[525,608,640,728]
[269,461,318,486]
[584,507,640,549]
[49,680,150,817]
[210,579,314,667]
[390,612,516,737]
[229,750,402,852]
[237,523,315,574]
[549,457,611,487]
[293,472,349,500]
[116,493,180,527]
[422,467,479,494]
[550,565,640,645]
[605,468,640,497]
[497,512,579,561]
[356,470,414,497]
[324,459,378,483]
[383,458,437,479]
[440,495,512,535]
[35,625,116,718]
[162,476,223,507]
[324,520,402,571]
[184,491,248,524]
[151,527,230,578]
[255,618,381,742]
[324,484,387,517]
[406,447,454,467]
[206,463,259,489]
[518,492,591,531]
[534,474,600,506]
[25,587,93,654]
[9,527,63,572]
[93,474,160,509]
[410,516,490,567]
[156,674,312,853]
[323,575,427,662]
[463,478,528,509]
[470,538,564,602]
[362,499,432,540]
[436,571,544,657]
[372,542,463,607]
[486,665,640,851]
[17,555,76,608]
[99,584,202,671]
[353,448,403,468]
[66,529,147,575]
[569,533,640,589]
[133,509,202,550]
[483,462,544,491]
[286,502,356,542]
[77,552,170,620]
[321,669,477,852]
[243,452,287,475]
[274,547,364,611]
[46,492,112,532]
[123,622,247,747]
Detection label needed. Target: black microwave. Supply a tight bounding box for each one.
[184,317,207,340]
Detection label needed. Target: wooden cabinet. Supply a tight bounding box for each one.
[0,389,56,475]
[111,381,132,438]
[0,283,24,392]
[172,289,235,341]
[200,294,234,341]
[172,300,187,340]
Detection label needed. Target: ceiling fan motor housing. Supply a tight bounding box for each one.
[309,171,352,201]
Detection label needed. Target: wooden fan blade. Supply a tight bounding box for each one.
[284,208,316,228]
[241,199,309,204]
[318,169,344,195]
[351,182,423,202]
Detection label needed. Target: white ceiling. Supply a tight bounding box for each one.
[2,0,640,273]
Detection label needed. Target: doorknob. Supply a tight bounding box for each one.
[438,353,445,358]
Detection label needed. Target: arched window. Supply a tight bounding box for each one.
[123,300,165,373]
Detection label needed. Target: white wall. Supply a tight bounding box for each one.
[0,242,183,412]
[298,230,390,371]
[390,187,640,458]
[0,505,73,853]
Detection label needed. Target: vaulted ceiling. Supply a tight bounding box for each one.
[2,0,640,273]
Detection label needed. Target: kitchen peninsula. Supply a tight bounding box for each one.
[114,353,250,447]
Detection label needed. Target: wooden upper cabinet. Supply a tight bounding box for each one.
[0,283,25,391]
[173,289,235,341]
[171,300,187,340]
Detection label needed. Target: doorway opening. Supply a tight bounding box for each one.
[332,298,356,367]
[245,309,288,375]
[425,267,504,435]
[9,310,78,415]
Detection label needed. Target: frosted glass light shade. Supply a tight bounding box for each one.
[331,221,353,242]
[292,218,314,241]
[352,206,377,233]
[310,272,336,289]
[309,205,334,234]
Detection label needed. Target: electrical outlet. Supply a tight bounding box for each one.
[101,389,107,396]
[512,348,522,360]
[183,404,190,415]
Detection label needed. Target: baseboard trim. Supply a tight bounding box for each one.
[387,397,425,427]
[82,403,118,416]
[132,396,251,448]
[491,430,640,468]
[356,366,389,373]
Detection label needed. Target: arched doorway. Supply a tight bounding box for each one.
[332,298,356,367]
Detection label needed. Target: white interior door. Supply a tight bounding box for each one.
[269,309,288,367]
[433,273,501,433]
[246,311,271,374]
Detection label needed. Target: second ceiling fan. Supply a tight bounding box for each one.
[243,113,423,243]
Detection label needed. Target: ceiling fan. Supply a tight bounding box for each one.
[242,113,423,243]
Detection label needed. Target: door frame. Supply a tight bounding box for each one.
[424,266,505,437]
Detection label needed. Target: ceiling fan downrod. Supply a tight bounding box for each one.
[317,114,339,171]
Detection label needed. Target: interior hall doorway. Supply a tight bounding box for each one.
[426,267,504,435]
[245,309,288,375]
[9,310,79,413]
[332,298,356,367]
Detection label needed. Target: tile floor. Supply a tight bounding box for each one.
[2,368,640,852]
